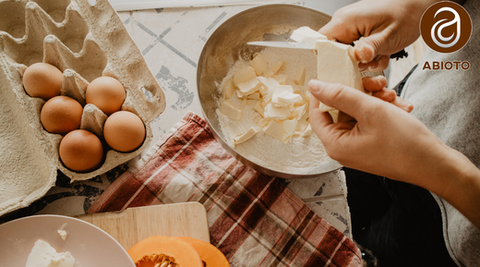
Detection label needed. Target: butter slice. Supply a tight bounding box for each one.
[316,39,364,112]
[236,78,261,95]
[256,118,269,128]
[221,100,243,120]
[294,65,306,86]
[250,54,269,76]
[272,85,303,108]
[234,127,258,146]
[264,103,290,120]
[233,66,257,85]
[264,60,284,77]
[257,76,279,96]
[246,99,258,106]
[57,230,68,241]
[273,74,287,85]
[262,120,286,142]
[277,91,302,105]
[296,114,309,133]
[283,119,297,137]
[223,77,235,99]
[294,104,307,120]
[272,85,293,102]
[254,100,265,117]
[26,240,75,267]
[302,124,313,137]
[290,26,327,49]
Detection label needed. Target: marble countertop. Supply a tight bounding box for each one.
[1,3,352,238]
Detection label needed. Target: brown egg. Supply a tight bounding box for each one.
[86,76,126,115]
[59,129,104,172]
[23,62,63,100]
[40,96,83,135]
[103,111,145,152]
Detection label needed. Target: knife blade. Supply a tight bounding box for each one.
[248,41,408,60]
[247,41,312,50]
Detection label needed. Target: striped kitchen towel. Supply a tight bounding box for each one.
[87,111,362,267]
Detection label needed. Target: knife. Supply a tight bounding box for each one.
[248,41,408,60]
[247,41,312,50]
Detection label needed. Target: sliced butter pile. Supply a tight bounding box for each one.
[220,54,311,145]
[290,27,365,114]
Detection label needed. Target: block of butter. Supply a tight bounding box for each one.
[290,27,365,114]
[316,40,364,112]
[290,26,327,49]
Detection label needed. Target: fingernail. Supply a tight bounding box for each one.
[355,42,374,64]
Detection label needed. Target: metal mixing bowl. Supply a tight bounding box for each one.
[197,4,342,179]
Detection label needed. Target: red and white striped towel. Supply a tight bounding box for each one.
[87,111,362,267]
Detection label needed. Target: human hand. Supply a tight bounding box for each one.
[308,79,445,187]
[319,0,432,72]
[308,79,480,229]
[362,75,413,113]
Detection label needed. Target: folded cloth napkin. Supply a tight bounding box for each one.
[87,111,362,267]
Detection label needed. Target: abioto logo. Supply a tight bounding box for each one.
[420,1,472,53]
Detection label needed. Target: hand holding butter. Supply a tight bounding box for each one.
[290,26,367,119]
[290,27,412,118]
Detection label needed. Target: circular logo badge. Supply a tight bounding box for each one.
[420,1,472,53]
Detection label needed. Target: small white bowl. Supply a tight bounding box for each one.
[0,214,135,266]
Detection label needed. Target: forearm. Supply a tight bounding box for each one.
[399,142,480,229]
[309,79,480,229]
[434,147,480,229]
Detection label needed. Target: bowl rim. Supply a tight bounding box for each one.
[196,3,343,179]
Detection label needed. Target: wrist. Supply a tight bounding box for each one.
[437,147,480,228]
[438,147,480,200]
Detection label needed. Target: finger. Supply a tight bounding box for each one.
[309,84,356,125]
[309,91,335,135]
[362,76,387,92]
[358,55,390,72]
[309,91,333,124]
[319,18,360,44]
[337,111,357,124]
[354,32,391,64]
[372,88,396,102]
[392,96,414,113]
[370,88,413,112]
[308,79,376,120]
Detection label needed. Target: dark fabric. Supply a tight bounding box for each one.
[392,64,418,96]
[344,168,457,267]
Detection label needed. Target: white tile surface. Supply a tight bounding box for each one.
[124,5,352,236]
[7,4,352,237]
[117,6,352,235]
[303,0,357,15]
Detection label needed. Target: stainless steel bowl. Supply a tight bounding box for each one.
[197,4,342,179]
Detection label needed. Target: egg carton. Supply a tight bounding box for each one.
[0,0,166,216]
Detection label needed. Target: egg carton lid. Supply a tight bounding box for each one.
[0,0,165,217]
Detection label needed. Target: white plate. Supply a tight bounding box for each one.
[0,215,135,267]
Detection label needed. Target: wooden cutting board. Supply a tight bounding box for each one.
[77,202,210,250]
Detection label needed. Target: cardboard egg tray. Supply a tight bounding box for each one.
[0,0,165,216]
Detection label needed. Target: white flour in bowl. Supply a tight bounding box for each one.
[215,47,331,174]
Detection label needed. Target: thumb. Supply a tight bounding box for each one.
[308,79,373,119]
[354,32,390,64]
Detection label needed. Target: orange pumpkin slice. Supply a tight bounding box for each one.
[177,236,230,267]
[127,236,203,267]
